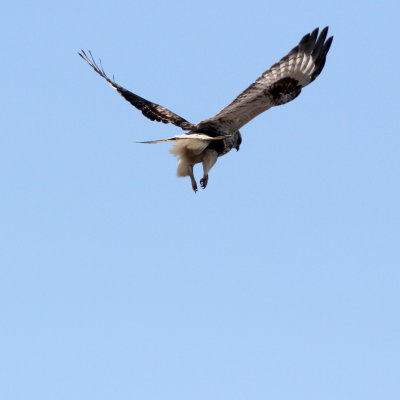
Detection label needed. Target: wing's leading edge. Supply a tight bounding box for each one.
[78,50,196,131]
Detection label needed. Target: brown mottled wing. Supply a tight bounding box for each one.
[200,27,333,133]
[78,50,195,131]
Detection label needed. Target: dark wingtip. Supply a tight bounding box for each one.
[304,27,320,53]
[79,49,89,57]
[310,27,319,39]
[323,36,333,54]
[299,32,311,46]
[320,26,329,35]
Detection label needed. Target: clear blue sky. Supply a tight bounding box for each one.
[2,1,399,399]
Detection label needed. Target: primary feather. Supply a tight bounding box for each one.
[79,27,333,192]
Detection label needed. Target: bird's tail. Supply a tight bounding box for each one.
[136,133,231,144]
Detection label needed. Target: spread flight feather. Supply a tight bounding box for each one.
[79,27,333,192]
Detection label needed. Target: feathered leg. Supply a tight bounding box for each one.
[176,158,197,193]
[200,150,218,189]
[189,165,198,193]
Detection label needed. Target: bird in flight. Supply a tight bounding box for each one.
[79,27,333,192]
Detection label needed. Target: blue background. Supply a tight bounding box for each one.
[2,1,399,399]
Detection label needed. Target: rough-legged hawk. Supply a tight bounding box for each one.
[79,27,333,192]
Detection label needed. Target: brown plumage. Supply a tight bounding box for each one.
[79,27,333,192]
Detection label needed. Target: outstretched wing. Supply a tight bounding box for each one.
[78,50,196,131]
[200,27,333,133]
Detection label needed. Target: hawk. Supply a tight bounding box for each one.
[79,27,333,192]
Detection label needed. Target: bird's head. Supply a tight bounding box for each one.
[234,131,242,151]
